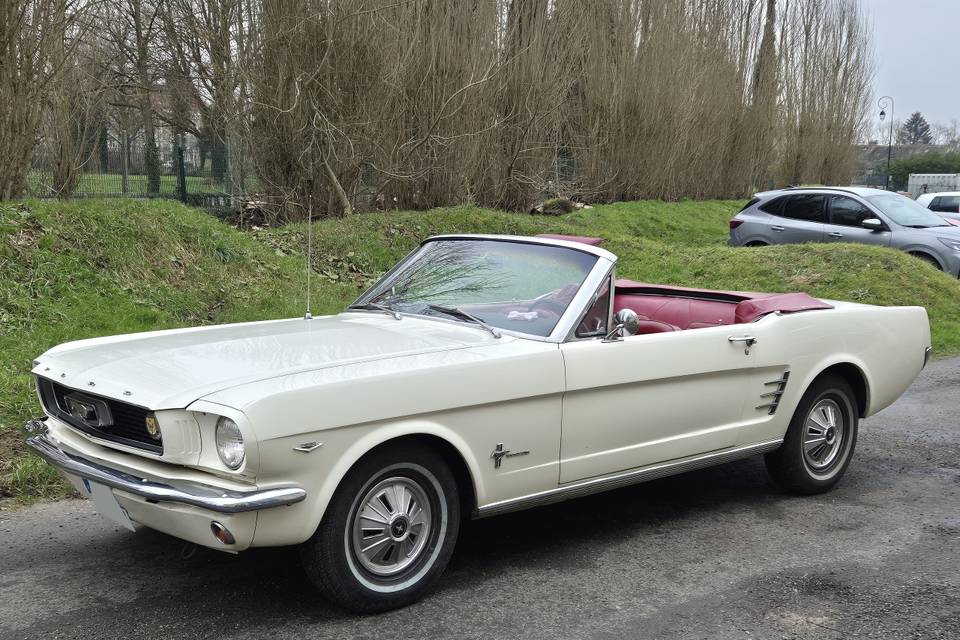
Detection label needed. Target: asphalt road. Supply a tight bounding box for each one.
[1,359,958,640]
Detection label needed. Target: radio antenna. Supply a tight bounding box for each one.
[304,193,313,320]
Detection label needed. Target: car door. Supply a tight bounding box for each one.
[824,194,892,247]
[558,322,764,483]
[764,194,826,244]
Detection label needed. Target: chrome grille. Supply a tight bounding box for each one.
[36,377,162,454]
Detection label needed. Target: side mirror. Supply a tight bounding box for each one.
[861,218,885,231]
[603,309,640,341]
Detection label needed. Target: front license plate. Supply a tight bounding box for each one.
[84,479,136,532]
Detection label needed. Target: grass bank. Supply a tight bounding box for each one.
[2,198,958,503]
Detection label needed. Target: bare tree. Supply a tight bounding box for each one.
[7,0,877,210]
[101,0,164,193]
[44,12,111,196]
[0,0,92,199]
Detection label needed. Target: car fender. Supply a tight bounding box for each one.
[894,243,946,268]
[788,353,874,418]
[253,418,486,547]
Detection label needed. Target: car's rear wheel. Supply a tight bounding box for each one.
[301,444,460,612]
[764,374,858,494]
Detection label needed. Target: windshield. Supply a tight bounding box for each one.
[866,194,950,227]
[355,239,600,337]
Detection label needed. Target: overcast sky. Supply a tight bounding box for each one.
[869,0,960,127]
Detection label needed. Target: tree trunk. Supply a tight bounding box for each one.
[324,159,353,216]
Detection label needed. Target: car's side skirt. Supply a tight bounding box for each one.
[474,438,783,518]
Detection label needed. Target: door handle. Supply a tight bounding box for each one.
[728,334,758,354]
[771,225,784,232]
[827,231,843,238]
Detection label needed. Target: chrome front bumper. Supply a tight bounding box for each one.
[25,420,306,514]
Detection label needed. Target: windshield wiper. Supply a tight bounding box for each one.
[905,224,949,228]
[347,302,401,320]
[427,305,501,338]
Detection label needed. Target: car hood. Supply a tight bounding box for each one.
[910,223,960,236]
[32,313,501,409]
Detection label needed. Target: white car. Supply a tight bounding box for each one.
[25,234,931,611]
[917,191,960,226]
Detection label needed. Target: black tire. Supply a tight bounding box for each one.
[301,443,460,612]
[765,374,859,494]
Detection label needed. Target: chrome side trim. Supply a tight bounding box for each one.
[26,429,306,514]
[475,438,783,518]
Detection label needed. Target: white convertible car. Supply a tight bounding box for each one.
[26,234,930,611]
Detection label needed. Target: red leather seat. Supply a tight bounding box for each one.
[613,294,736,330]
[635,319,680,334]
[613,281,831,330]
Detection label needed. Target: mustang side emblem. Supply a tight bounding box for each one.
[491,443,530,469]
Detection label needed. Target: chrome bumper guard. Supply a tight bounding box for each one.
[25,419,306,514]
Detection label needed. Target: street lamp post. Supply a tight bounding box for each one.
[878,96,894,190]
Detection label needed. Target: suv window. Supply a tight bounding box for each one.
[780,194,826,222]
[758,196,784,215]
[829,195,875,227]
[931,196,960,213]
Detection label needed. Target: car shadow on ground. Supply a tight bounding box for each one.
[44,456,799,634]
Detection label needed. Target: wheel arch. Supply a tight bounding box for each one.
[906,249,944,270]
[804,360,870,418]
[361,433,478,519]
[301,422,485,543]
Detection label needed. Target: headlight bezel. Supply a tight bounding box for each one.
[215,416,246,470]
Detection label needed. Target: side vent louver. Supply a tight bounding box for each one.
[757,371,790,415]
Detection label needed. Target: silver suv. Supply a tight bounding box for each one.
[728,187,960,276]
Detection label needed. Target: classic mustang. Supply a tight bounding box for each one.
[25,234,930,611]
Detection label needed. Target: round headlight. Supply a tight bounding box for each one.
[215,417,245,470]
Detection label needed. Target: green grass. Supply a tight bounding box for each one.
[2,197,958,504]
[26,172,229,197]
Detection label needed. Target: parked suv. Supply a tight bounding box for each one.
[916,191,960,225]
[728,187,960,275]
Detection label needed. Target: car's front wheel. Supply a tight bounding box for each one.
[764,374,859,494]
[301,443,460,612]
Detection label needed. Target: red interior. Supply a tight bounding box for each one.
[613,279,832,334]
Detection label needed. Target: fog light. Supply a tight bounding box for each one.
[144,413,162,441]
[210,521,236,545]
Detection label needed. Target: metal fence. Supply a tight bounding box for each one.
[27,128,253,213]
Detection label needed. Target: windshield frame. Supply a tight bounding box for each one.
[350,235,616,343]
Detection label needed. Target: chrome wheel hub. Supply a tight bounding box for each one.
[351,477,431,577]
[804,399,845,471]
